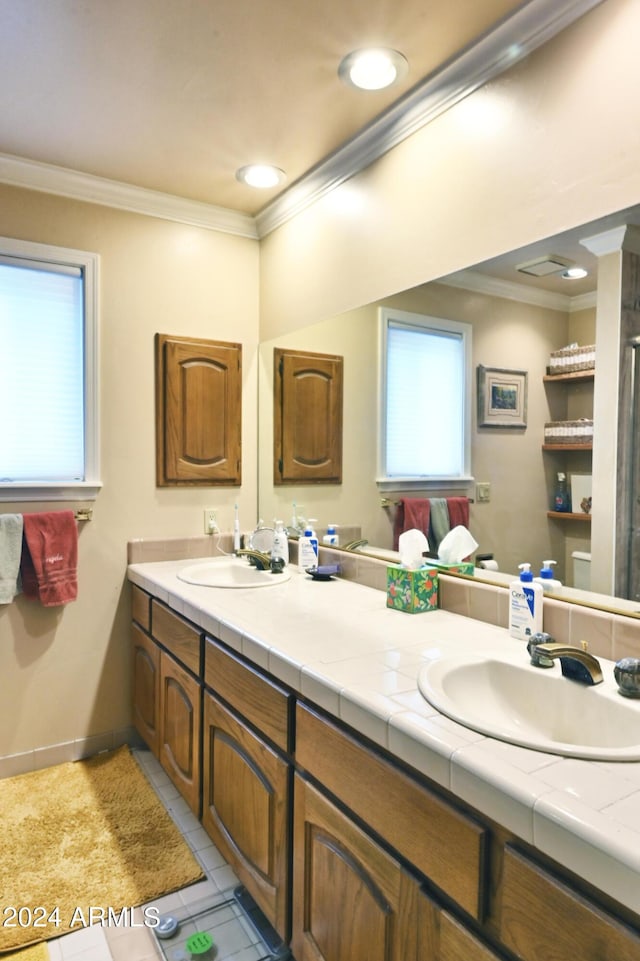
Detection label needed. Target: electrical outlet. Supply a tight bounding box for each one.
[203,508,218,534]
[476,482,491,503]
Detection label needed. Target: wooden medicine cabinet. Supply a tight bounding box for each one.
[274,347,343,485]
[155,333,242,486]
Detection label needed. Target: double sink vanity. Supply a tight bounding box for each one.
[127,547,640,961]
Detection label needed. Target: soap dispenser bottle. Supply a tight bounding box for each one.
[534,560,562,593]
[509,563,543,640]
[272,520,289,566]
[553,472,571,512]
[298,526,319,570]
[323,523,339,547]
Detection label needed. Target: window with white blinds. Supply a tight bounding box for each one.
[0,237,100,501]
[378,308,472,486]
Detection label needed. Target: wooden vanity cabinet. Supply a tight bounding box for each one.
[202,692,290,938]
[202,637,293,940]
[499,845,640,961]
[159,650,201,815]
[417,891,504,961]
[292,774,420,961]
[131,593,202,815]
[131,623,160,755]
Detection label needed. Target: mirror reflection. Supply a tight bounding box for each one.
[258,202,640,616]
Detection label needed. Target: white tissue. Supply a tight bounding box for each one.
[437,525,478,564]
[398,529,429,570]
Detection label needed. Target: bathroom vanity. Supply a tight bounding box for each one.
[128,556,640,961]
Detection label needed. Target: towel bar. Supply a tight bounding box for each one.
[74,508,93,522]
[380,497,474,508]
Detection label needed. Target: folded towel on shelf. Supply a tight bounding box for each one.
[393,498,431,550]
[428,498,451,554]
[20,511,78,607]
[0,514,24,604]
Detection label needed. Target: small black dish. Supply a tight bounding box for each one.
[305,565,340,581]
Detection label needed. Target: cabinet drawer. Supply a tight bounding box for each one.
[500,845,640,961]
[151,600,201,676]
[204,638,292,753]
[296,703,488,921]
[131,584,150,631]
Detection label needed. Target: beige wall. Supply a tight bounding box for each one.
[259,0,640,339]
[0,185,259,757]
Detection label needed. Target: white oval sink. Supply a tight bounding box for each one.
[417,649,640,760]
[177,557,292,589]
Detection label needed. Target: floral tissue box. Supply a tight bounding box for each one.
[386,565,439,614]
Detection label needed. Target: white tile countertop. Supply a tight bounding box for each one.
[128,558,640,915]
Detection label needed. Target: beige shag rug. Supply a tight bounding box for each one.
[0,745,204,954]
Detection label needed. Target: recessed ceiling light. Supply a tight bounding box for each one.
[562,267,588,280]
[338,48,408,91]
[235,164,286,189]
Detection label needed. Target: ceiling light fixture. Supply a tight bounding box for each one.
[338,48,408,91]
[235,164,286,189]
[562,267,588,280]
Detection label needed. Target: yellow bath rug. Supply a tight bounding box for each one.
[0,745,204,954]
[2,945,48,961]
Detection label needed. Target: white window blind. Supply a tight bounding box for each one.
[379,309,472,484]
[0,237,100,500]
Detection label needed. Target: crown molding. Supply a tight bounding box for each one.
[0,153,258,239]
[0,0,602,241]
[440,268,596,313]
[255,0,604,237]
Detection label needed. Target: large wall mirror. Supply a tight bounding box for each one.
[258,201,640,617]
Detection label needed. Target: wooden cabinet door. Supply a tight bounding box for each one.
[156,333,242,486]
[274,347,343,483]
[292,774,419,961]
[132,624,160,756]
[159,651,201,814]
[417,889,503,961]
[202,692,290,939]
[500,845,640,961]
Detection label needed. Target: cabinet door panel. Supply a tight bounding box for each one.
[156,333,241,486]
[501,845,640,961]
[159,652,201,814]
[292,774,418,961]
[202,692,290,938]
[296,703,487,920]
[274,347,342,483]
[131,624,159,756]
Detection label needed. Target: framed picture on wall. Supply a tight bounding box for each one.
[477,365,528,428]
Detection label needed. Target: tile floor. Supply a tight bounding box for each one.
[40,748,262,961]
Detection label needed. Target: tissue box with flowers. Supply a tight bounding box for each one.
[386,564,439,613]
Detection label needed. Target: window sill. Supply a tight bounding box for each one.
[376,476,475,493]
[0,481,102,502]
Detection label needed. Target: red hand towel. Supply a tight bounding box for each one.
[393,498,431,550]
[20,511,78,607]
[446,497,470,529]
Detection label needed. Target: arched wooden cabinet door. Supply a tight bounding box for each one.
[292,774,419,961]
[155,333,242,486]
[274,347,343,484]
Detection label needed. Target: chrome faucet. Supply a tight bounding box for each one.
[527,634,603,685]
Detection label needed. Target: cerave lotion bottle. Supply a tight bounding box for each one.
[509,563,543,640]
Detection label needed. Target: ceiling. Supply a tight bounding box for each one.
[0,0,584,219]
